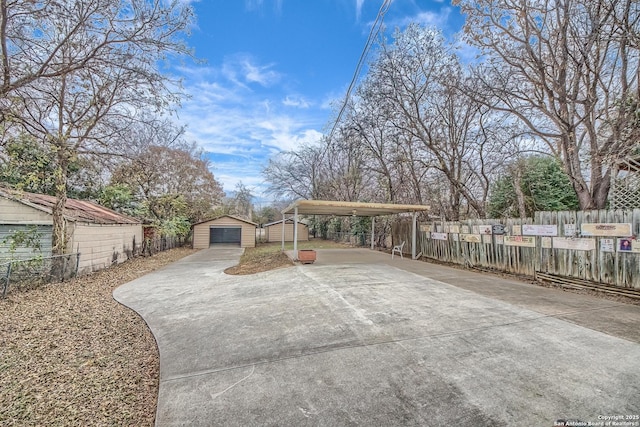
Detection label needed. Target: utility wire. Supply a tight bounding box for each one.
[326,0,392,146]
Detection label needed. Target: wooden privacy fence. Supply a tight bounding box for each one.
[392,209,640,289]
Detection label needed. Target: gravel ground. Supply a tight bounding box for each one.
[0,247,198,427]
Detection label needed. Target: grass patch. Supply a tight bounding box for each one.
[224,240,352,275]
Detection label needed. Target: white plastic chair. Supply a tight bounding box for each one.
[392,241,405,259]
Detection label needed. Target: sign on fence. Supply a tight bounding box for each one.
[564,224,576,236]
[460,234,482,243]
[523,224,558,236]
[492,224,505,235]
[430,232,448,241]
[472,225,492,235]
[617,238,640,253]
[581,223,632,237]
[504,236,536,247]
[551,237,596,251]
[600,238,615,252]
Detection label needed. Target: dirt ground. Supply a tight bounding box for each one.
[224,241,354,275]
[0,247,198,427]
[224,250,293,275]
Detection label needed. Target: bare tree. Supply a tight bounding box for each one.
[455,0,640,209]
[263,143,330,200]
[2,0,194,254]
[348,80,407,204]
[0,0,192,118]
[321,124,377,202]
[368,24,510,218]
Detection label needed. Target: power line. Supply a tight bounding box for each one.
[326,0,392,145]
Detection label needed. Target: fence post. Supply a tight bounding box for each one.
[2,262,12,298]
[75,253,81,277]
[62,254,68,281]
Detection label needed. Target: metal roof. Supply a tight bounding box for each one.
[0,187,141,225]
[282,200,430,217]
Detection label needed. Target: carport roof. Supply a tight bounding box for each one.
[282,200,430,217]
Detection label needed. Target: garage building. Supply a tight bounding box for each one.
[264,218,309,242]
[192,215,257,248]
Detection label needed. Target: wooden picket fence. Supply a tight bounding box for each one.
[392,209,640,289]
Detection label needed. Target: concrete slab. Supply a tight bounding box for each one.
[114,247,640,426]
[310,249,640,343]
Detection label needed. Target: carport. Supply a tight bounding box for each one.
[281,200,430,260]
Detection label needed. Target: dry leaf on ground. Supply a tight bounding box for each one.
[0,247,198,427]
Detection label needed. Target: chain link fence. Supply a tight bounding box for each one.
[1,235,190,299]
[1,253,80,298]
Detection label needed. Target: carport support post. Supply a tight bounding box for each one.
[371,216,375,250]
[412,211,417,260]
[281,213,285,252]
[293,207,299,260]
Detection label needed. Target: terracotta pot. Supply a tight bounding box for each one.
[298,249,316,264]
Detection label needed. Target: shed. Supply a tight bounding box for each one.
[264,218,309,242]
[0,187,142,274]
[192,215,257,248]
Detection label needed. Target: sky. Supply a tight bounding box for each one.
[175,0,466,202]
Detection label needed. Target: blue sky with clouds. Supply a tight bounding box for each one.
[176,0,465,200]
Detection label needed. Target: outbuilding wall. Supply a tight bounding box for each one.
[193,216,256,249]
[70,223,143,274]
[0,197,51,224]
[266,222,309,242]
[1,198,55,260]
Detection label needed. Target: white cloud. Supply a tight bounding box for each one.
[244,0,265,11]
[176,60,328,194]
[215,53,282,89]
[243,60,281,86]
[282,95,311,109]
[209,159,269,195]
[414,8,452,27]
[388,7,452,29]
[356,0,365,21]
[245,0,283,14]
[385,2,453,29]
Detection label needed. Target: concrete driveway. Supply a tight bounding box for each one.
[114,248,640,426]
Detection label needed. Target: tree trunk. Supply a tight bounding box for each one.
[51,148,69,256]
[592,169,612,210]
[512,166,527,219]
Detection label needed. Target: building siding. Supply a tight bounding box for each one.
[266,222,309,242]
[0,198,51,224]
[70,223,142,274]
[0,224,53,261]
[193,216,256,248]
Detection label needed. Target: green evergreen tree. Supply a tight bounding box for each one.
[488,156,579,218]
